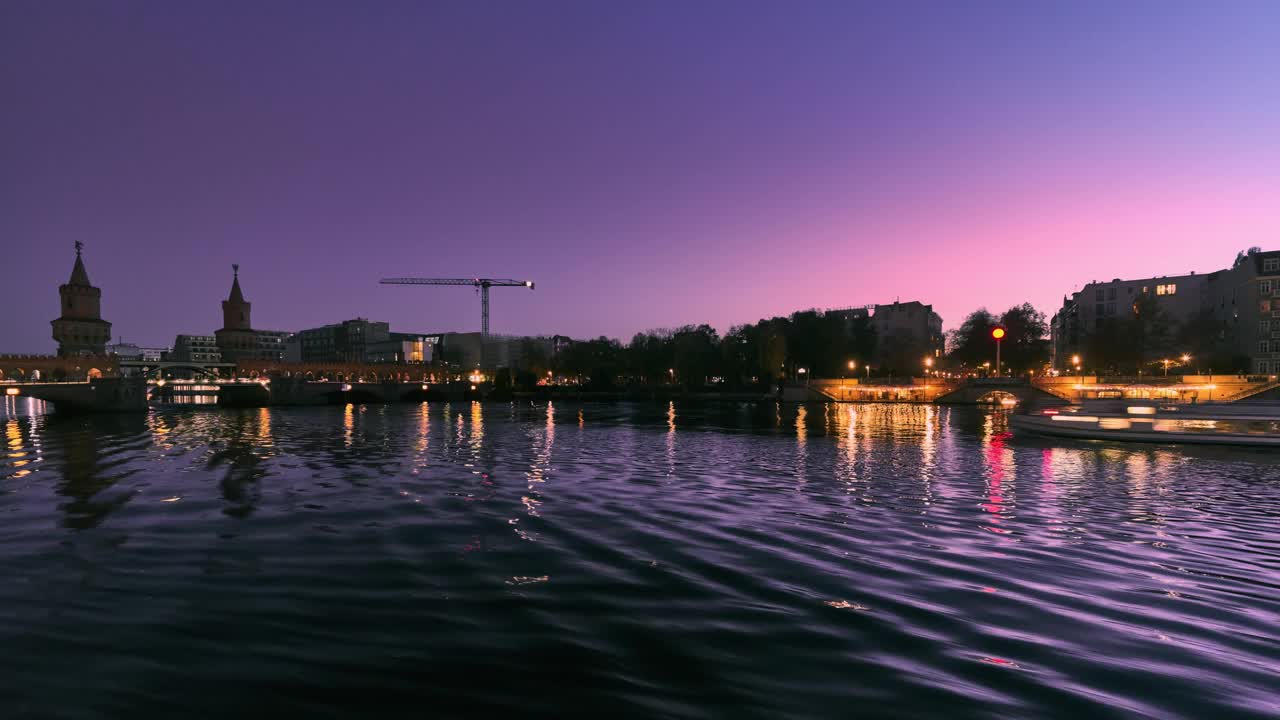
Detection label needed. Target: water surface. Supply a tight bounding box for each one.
[2,399,1277,719]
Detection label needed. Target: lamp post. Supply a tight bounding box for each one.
[924,357,934,401]
[1162,358,1170,377]
[1072,354,1082,401]
[845,360,855,399]
[798,367,808,386]
[991,327,1006,378]
[1181,353,1192,376]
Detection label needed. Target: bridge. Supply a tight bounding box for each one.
[805,377,1069,405]
[3,378,149,412]
[933,379,1070,405]
[801,374,1276,406]
[1,376,461,413]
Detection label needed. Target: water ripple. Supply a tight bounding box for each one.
[0,401,1277,719]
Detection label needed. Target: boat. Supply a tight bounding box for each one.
[1009,400,1280,447]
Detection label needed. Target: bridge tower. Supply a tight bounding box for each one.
[214,264,257,363]
[51,242,111,356]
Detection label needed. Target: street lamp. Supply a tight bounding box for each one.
[798,367,808,386]
[991,327,1006,378]
[1180,353,1193,376]
[844,359,855,398]
[924,357,934,400]
[1162,358,1171,377]
[1072,354,1083,400]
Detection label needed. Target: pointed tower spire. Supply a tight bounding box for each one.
[68,241,91,286]
[228,263,245,304]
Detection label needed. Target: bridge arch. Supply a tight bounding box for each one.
[141,363,222,381]
[976,390,1019,406]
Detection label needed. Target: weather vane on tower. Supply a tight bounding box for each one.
[75,240,84,255]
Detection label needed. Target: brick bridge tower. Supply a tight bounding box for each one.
[51,242,111,356]
[215,264,257,363]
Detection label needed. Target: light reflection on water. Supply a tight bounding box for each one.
[0,400,1277,719]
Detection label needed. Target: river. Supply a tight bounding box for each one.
[1,399,1276,719]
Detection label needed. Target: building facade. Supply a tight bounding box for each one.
[1204,249,1280,374]
[51,243,112,356]
[1050,249,1279,373]
[253,330,292,362]
[871,301,944,368]
[297,318,391,363]
[366,333,439,364]
[1050,272,1208,369]
[171,335,223,364]
[106,342,167,362]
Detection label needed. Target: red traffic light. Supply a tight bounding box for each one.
[991,327,1006,340]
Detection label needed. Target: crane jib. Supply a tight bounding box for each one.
[378,277,535,337]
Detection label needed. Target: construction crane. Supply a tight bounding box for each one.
[379,277,535,337]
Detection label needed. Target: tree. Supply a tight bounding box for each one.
[626,330,674,385]
[946,308,999,370]
[1130,292,1174,370]
[1234,246,1263,268]
[671,324,720,388]
[559,337,623,389]
[997,303,1050,373]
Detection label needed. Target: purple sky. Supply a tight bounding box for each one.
[3,1,1278,353]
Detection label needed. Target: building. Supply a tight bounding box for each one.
[296,318,391,363]
[871,301,944,367]
[214,264,259,363]
[1204,249,1280,374]
[106,341,167,362]
[253,330,292,362]
[51,242,112,356]
[171,335,222,363]
[433,332,555,369]
[1049,249,1280,373]
[367,333,439,364]
[1050,271,1209,370]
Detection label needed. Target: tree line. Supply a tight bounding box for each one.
[505,309,878,391]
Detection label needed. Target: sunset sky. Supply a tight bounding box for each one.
[3,1,1278,352]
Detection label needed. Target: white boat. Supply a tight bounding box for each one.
[1010,401,1280,447]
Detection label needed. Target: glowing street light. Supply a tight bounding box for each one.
[1071,354,1083,399]
[991,327,1006,378]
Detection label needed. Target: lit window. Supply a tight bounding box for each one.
[1263,300,1273,312]
[1155,283,1177,296]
